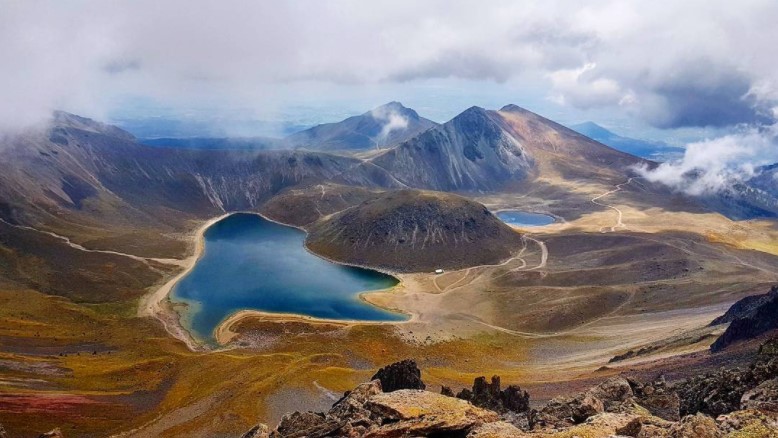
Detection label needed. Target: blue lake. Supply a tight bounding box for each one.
[496,210,555,227]
[172,213,405,341]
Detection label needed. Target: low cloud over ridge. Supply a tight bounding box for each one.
[0,0,776,132]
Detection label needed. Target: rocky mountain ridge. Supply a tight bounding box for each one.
[238,343,778,437]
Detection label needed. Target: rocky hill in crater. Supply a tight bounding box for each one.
[306,189,523,272]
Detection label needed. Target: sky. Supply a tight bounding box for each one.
[2,0,778,193]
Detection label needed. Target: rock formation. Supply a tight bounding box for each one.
[710,285,778,352]
[370,359,425,392]
[241,349,778,436]
[449,375,530,414]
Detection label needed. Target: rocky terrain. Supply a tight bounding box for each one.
[306,189,524,272]
[239,344,778,437]
[711,286,778,352]
[2,104,778,436]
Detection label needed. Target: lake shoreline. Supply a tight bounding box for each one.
[139,210,413,351]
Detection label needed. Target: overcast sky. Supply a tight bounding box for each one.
[1,0,777,143]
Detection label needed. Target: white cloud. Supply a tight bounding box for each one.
[636,125,778,195]
[371,106,409,146]
[0,0,776,131]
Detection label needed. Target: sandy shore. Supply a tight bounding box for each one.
[137,213,231,350]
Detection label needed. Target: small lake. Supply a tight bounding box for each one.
[172,213,405,341]
[496,210,555,227]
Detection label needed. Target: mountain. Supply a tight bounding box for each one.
[0,112,366,254]
[346,105,649,193]
[571,121,684,161]
[284,102,437,151]
[306,189,523,272]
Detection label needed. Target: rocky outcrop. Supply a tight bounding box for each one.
[370,359,425,392]
[676,339,778,416]
[741,378,778,412]
[244,351,778,437]
[710,285,778,351]
[628,376,681,421]
[451,376,530,414]
[365,390,500,437]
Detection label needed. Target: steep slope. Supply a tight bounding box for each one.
[362,106,535,191]
[285,102,437,151]
[497,105,648,184]
[0,112,364,254]
[341,104,654,193]
[710,286,778,352]
[571,121,683,160]
[306,189,523,272]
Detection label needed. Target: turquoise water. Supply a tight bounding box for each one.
[171,213,404,341]
[496,210,555,227]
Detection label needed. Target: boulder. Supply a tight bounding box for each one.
[370,359,425,392]
[668,414,721,438]
[589,376,634,408]
[329,380,382,422]
[716,409,778,435]
[628,376,681,421]
[241,424,270,438]
[529,391,606,430]
[365,390,499,437]
[741,378,778,412]
[272,412,338,438]
[466,421,528,437]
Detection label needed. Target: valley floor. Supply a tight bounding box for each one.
[2,178,778,437]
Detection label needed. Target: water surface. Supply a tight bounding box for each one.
[172,213,404,341]
[496,210,555,227]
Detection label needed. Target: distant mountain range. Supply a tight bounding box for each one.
[4,101,778,239]
[140,102,437,152]
[570,121,684,161]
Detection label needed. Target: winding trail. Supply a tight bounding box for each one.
[0,218,185,267]
[591,177,635,233]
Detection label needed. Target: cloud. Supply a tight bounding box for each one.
[636,123,778,195]
[0,0,777,131]
[371,106,409,147]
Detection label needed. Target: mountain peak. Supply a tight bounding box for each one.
[51,111,136,141]
[499,104,530,113]
[369,101,420,120]
[571,121,614,138]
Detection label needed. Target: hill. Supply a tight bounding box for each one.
[306,189,523,272]
[285,102,437,151]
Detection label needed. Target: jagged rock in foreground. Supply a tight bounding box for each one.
[243,352,778,437]
[449,375,530,414]
[676,338,778,417]
[370,359,425,392]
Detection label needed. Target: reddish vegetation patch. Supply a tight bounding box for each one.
[0,393,104,414]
